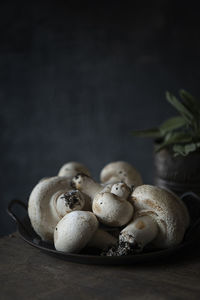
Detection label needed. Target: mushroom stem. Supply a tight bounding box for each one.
[88,229,117,250]
[104,215,158,256]
[72,174,102,199]
[120,215,158,251]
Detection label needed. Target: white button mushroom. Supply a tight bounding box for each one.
[100,161,143,188]
[93,192,134,227]
[54,211,98,253]
[105,184,190,255]
[130,185,190,248]
[58,162,90,178]
[110,182,131,199]
[54,211,117,253]
[28,177,89,242]
[72,174,134,227]
[56,189,86,216]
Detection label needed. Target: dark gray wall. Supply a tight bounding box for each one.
[1,0,200,236]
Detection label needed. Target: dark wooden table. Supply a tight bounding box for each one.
[1,233,200,300]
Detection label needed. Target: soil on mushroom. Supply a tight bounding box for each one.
[101,240,142,256]
[61,191,80,209]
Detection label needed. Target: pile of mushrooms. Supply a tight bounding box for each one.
[28,161,190,256]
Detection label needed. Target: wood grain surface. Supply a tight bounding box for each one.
[0,233,200,300]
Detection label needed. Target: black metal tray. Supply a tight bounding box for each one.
[7,192,200,265]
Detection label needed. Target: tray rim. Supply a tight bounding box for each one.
[16,219,193,265]
[8,192,200,265]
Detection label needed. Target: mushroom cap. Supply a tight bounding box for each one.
[130,185,190,248]
[100,161,143,188]
[58,162,90,178]
[92,192,134,227]
[54,211,98,253]
[111,182,131,199]
[28,176,70,242]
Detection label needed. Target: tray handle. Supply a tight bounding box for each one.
[181,191,200,203]
[7,199,28,229]
[184,216,200,241]
[181,192,200,241]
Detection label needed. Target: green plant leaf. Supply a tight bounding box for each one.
[166,91,194,123]
[132,89,200,154]
[173,144,186,156]
[155,131,192,152]
[159,116,186,135]
[185,143,196,153]
[173,142,199,156]
[132,128,161,138]
[179,90,200,134]
[179,89,200,113]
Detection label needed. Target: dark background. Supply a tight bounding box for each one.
[1,0,200,236]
